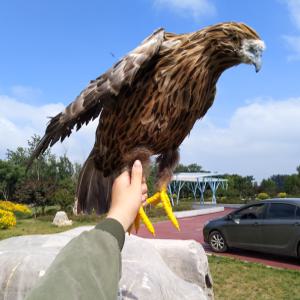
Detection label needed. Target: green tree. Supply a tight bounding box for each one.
[2,135,82,213]
[270,174,287,192]
[297,165,300,176]
[283,175,300,195]
[15,178,55,215]
[53,178,76,211]
[6,147,28,167]
[56,154,74,181]
[0,160,25,200]
[260,178,277,196]
[175,163,204,173]
[9,136,59,212]
[218,174,256,202]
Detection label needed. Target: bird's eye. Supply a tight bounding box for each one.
[248,46,256,53]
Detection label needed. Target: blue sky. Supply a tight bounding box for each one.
[0,0,300,181]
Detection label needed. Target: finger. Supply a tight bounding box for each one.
[141,183,148,194]
[131,160,143,187]
[142,176,146,183]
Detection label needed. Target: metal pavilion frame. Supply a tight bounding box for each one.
[168,173,228,205]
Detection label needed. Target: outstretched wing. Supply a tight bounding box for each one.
[29,28,165,164]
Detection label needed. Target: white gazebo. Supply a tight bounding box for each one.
[168,172,228,205]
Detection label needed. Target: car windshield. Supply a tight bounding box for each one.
[233,204,265,220]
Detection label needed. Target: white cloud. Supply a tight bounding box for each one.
[0,95,96,163]
[153,0,216,20]
[285,0,300,29]
[180,97,300,181]
[1,94,300,182]
[10,85,43,102]
[283,0,300,59]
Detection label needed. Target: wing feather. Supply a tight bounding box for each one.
[29,28,165,165]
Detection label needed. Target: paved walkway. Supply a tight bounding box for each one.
[136,208,300,271]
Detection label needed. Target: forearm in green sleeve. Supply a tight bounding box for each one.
[26,218,125,300]
[95,218,125,251]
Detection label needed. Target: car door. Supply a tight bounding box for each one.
[223,203,266,250]
[260,202,298,256]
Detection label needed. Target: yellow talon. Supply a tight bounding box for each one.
[161,190,180,231]
[139,206,155,236]
[134,187,180,235]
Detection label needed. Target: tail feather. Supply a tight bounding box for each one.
[76,155,113,214]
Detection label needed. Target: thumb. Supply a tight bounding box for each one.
[130,160,143,187]
[114,169,131,186]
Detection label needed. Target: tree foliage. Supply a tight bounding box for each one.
[1,136,300,210]
[0,160,24,200]
[175,163,204,173]
[218,174,255,202]
[1,135,81,215]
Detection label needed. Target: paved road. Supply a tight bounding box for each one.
[136,208,300,271]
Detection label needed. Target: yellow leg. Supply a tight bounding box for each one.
[136,189,180,235]
[146,192,161,206]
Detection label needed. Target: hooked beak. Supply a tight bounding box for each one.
[253,53,262,73]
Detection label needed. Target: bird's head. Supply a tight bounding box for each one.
[200,22,266,73]
[231,23,265,72]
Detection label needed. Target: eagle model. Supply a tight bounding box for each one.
[30,22,265,235]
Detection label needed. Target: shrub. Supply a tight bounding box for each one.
[221,196,227,202]
[0,200,31,215]
[257,192,269,200]
[0,208,16,229]
[277,192,287,198]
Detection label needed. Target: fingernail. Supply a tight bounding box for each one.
[134,160,142,168]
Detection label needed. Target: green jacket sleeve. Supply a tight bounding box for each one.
[25,218,125,300]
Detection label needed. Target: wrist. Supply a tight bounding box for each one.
[106,211,131,232]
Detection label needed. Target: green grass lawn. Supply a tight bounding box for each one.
[208,255,300,300]
[0,214,104,241]
[0,201,193,241]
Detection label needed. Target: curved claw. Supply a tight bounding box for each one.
[136,189,180,235]
[161,190,180,231]
[139,206,155,236]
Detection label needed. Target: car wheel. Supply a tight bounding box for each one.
[209,230,228,253]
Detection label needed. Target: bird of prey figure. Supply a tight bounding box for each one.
[29,22,265,235]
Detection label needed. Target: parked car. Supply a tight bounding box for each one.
[203,198,300,258]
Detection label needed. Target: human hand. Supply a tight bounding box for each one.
[107,160,148,232]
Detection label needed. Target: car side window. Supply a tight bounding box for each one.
[266,203,296,219]
[296,207,300,219]
[234,204,265,220]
